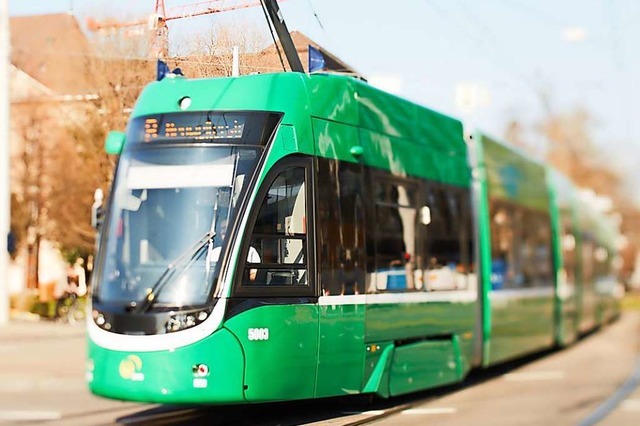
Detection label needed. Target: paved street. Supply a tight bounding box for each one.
[0,316,149,425]
[373,311,640,426]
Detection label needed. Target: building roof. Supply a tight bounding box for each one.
[259,31,362,77]
[10,64,53,103]
[10,13,94,96]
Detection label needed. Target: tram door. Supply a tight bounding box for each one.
[315,159,367,397]
[227,158,319,402]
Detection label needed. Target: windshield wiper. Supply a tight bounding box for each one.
[131,230,215,314]
[132,187,226,314]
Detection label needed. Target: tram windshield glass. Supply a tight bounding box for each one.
[95,145,261,309]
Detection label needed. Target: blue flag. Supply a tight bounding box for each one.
[308,45,326,73]
[157,59,170,81]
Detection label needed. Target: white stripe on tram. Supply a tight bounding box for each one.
[319,290,477,306]
[489,287,555,300]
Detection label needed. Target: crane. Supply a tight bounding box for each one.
[86,1,288,31]
[85,0,301,73]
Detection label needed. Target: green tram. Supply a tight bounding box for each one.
[87,72,621,403]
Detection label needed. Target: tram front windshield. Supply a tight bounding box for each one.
[95,145,261,309]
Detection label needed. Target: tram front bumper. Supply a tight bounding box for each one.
[87,328,245,404]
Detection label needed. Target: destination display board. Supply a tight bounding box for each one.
[128,111,283,146]
[142,117,245,142]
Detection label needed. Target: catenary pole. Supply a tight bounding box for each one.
[0,0,10,325]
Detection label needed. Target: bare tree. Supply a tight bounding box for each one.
[541,107,623,200]
[46,108,113,254]
[537,105,640,282]
[11,105,49,288]
[503,119,540,158]
[174,21,271,78]
[42,35,153,258]
[9,24,154,273]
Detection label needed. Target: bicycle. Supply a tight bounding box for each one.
[55,292,86,324]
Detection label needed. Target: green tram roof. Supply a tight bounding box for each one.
[130,72,469,186]
[474,132,550,212]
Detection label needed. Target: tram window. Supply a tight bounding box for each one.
[521,211,553,287]
[317,159,366,296]
[422,186,468,291]
[240,166,310,291]
[489,201,517,290]
[373,181,418,292]
[593,245,610,284]
[489,200,552,289]
[561,216,577,286]
[579,236,597,287]
[583,238,593,283]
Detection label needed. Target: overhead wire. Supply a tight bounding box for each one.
[305,0,324,30]
[495,0,567,28]
[457,0,541,93]
[426,0,537,95]
[301,0,350,71]
[443,0,622,119]
[509,0,637,151]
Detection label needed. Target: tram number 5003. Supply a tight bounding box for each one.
[248,328,270,341]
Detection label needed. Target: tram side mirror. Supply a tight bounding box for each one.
[420,206,432,225]
[92,188,105,230]
[105,131,126,155]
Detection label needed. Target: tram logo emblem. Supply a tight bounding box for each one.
[119,355,145,381]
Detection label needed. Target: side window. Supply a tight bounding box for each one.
[422,186,468,291]
[593,244,610,283]
[561,215,576,286]
[317,159,366,296]
[521,210,553,287]
[240,165,311,292]
[489,200,516,290]
[367,180,471,294]
[582,236,595,285]
[489,199,553,290]
[373,180,417,292]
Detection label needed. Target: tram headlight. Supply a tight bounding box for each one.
[178,96,192,110]
[96,314,106,326]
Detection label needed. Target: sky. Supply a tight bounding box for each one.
[8,0,640,200]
